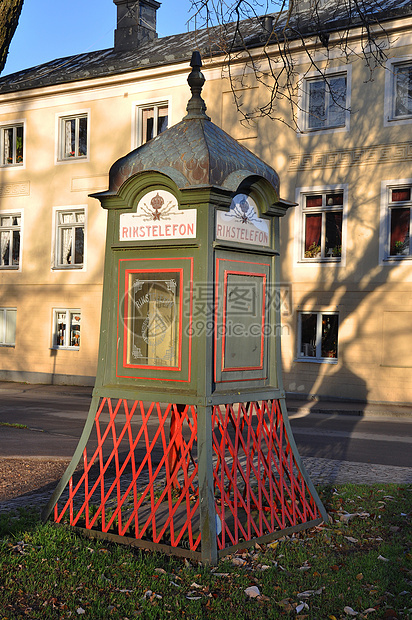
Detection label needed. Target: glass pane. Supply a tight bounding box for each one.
[304,214,321,257]
[306,195,322,208]
[1,216,11,226]
[142,108,154,143]
[78,117,87,156]
[12,230,20,265]
[325,211,342,258]
[300,314,317,357]
[308,80,326,128]
[326,192,343,206]
[12,216,20,226]
[56,312,66,346]
[75,212,85,223]
[321,314,338,358]
[16,125,23,163]
[64,119,76,157]
[74,227,84,264]
[390,207,410,255]
[3,128,13,164]
[158,106,168,134]
[5,309,16,344]
[395,64,412,116]
[328,76,346,126]
[392,188,411,202]
[70,313,81,347]
[60,228,73,264]
[0,231,10,265]
[60,212,75,224]
[126,272,180,367]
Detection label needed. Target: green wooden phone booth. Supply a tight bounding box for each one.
[44,53,327,564]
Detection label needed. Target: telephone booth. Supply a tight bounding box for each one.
[43,53,327,563]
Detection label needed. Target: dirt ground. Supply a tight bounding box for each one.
[0,458,71,502]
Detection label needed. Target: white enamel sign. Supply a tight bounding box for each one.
[216,194,270,246]
[120,190,197,241]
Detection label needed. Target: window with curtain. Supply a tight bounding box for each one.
[59,114,88,160]
[1,123,24,166]
[388,186,411,257]
[55,209,85,268]
[302,191,343,261]
[305,74,347,130]
[298,312,339,361]
[0,213,21,268]
[53,309,81,348]
[0,308,17,345]
[137,103,168,145]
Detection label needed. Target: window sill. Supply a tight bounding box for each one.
[0,163,24,168]
[0,343,15,347]
[298,124,348,136]
[57,157,88,163]
[52,265,84,270]
[299,258,342,263]
[51,346,80,351]
[0,265,20,270]
[295,357,338,364]
[383,255,412,262]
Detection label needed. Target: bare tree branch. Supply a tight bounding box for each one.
[189,0,405,129]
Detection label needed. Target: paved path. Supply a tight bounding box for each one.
[1,455,411,515]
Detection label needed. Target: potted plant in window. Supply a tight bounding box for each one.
[304,242,321,258]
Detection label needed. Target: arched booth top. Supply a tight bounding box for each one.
[93,52,293,217]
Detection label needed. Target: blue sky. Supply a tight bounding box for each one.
[2,0,194,76]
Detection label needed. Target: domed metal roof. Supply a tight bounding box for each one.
[104,52,280,196]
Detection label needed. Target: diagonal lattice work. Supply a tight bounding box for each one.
[51,398,323,558]
[212,400,322,551]
[53,398,201,552]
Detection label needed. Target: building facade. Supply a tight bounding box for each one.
[0,0,411,402]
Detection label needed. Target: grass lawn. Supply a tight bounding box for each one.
[0,483,411,619]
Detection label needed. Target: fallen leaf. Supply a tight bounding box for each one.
[245,586,260,598]
[344,606,359,616]
[232,557,247,566]
[344,536,358,543]
[363,608,377,614]
[76,609,86,615]
[377,555,389,562]
[356,573,364,580]
[190,582,202,588]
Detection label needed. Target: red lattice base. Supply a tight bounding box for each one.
[50,398,324,559]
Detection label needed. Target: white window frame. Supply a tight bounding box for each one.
[56,110,90,163]
[297,311,339,363]
[0,308,17,346]
[0,120,25,167]
[384,56,412,126]
[298,66,351,135]
[379,178,412,264]
[132,100,170,149]
[52,309,81,350]
[52,206,87,270]
[0,210,22,270]
[295,184,347,266]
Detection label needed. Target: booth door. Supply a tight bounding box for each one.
[214,251,271,387]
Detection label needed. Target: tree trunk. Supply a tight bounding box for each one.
[0,0,25,74]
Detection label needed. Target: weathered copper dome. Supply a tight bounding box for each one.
[105,52,280,195]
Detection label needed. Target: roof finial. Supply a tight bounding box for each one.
[183,51,211,120]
